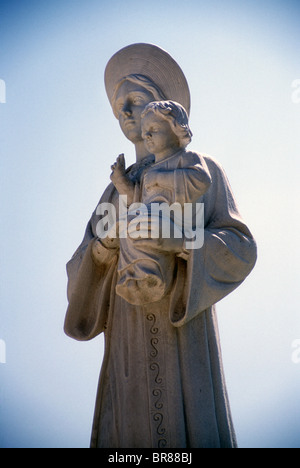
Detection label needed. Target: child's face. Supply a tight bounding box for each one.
[141,112,179,158]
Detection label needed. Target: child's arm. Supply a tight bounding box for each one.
[110,154,135,206]
[144,169,173,190]
[173,163,212,204]
[144,163,211,204]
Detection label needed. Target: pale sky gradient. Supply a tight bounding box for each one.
[0,0,300,448]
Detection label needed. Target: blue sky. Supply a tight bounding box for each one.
[0,0,300,448]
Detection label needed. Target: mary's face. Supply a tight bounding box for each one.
[113,81,155,144]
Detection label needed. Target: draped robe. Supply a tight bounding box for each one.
[117,149,211,306]
[64,153,257,448]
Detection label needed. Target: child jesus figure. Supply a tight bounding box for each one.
[110,100,211,305]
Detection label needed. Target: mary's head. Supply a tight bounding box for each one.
[105,43,190,157]
[111,74,166,144]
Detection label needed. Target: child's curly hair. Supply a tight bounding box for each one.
[141,100,192,148]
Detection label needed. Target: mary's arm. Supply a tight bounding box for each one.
[64,238,118,341]
[64,185,119,341]
[168,155,257,327]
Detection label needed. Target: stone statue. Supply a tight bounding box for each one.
[64,43,257,448]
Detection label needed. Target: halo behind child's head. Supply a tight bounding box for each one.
[141,100,193,148]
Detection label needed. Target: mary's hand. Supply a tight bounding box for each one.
[96,219,120,250]
[127,213,184,254]
[99,236,120,250]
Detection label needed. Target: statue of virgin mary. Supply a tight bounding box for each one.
[64,44,257,448]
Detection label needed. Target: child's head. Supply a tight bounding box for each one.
[141,100,192,157]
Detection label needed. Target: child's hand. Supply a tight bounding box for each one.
[110,153,135,204]
[110,153,126,183]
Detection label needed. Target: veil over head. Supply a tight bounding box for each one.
[105,43,191,116]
